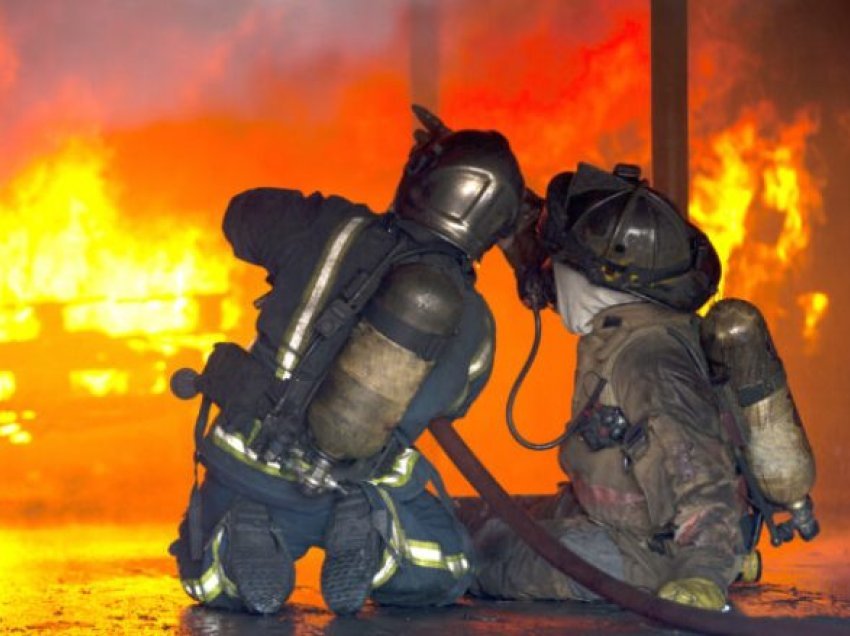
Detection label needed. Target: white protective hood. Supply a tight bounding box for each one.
[553,261,642,335]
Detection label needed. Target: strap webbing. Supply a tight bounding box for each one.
[189,396,213,561]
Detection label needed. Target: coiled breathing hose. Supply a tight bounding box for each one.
[506,308,571,450]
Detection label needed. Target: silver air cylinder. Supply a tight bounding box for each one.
[700,298,818,540]
[308,262,463,459]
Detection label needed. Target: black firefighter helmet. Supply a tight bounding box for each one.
[541,162,721,312]
[392,105,525,260]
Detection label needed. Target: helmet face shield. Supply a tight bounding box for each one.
[393,130,524,260]
[543,162,721,311]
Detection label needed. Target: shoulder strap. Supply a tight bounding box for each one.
[663,321,711,379]
[261,221,464,458]
[284,223,462,412]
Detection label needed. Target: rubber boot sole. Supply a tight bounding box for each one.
[321,491,383,616]
[227,499,294,614]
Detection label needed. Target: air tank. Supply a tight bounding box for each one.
[308,262,463,459]
[700,298,818,541]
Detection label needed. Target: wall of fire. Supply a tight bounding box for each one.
[0,0,847,527]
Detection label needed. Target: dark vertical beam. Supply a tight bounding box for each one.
[651,0,689,216]
[409,0,440,115]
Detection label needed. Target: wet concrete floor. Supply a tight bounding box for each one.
[1,523,849,635]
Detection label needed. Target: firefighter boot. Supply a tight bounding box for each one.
[321,489,384,615]
[225,498,294,614]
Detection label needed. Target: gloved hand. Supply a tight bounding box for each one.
[657,577,727,610]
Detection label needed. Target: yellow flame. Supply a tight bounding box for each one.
[691,121,755,298]
[0,306,39,342]
[64,298,200,337]
[0,418,30,445]
[0,372,15,401]
[797,291,829,351]
[151,361,168,395]
[69,369,130,397]
[0,409,34,445]
[0,421,20,435]
[691,106,825,329]
[9,430,31,445]
[0,136,238,344]
[220,296,243,332]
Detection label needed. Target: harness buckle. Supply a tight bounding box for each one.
[315,298,355,338]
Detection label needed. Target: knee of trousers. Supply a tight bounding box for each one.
[367,485,473,607]
[471,516,625,601]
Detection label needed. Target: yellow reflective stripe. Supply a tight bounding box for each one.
[379,489,405,553]
[245,419,263,447]
[275,215,369,380]
[406,539,469,574]
[370,487,470,590]
[371,489,406,589]
[211,527,239,598]
[180,528,236,603]
[371,547,399,588]
[211,425,298,481]
[368,448,419,488]
[445,553,470,577]
[408,539,444,564]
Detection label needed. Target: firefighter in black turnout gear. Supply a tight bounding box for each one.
[169,107,525,616]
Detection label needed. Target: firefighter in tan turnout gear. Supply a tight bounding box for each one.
[472,163,748,610]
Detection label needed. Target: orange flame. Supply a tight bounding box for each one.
[0,2,833,525]
[0,136,237,349]
[69,369,130,398]
[797,291,829,353]
[0,371,14,400]
[0,410,31,445]
[691,104,826,338]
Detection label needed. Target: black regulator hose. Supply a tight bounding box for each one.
[506,308,571,450]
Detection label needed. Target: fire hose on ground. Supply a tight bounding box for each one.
[428,416,842,636]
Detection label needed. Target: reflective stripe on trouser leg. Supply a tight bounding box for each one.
[369,486,472,606]
[180,526,239,606]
